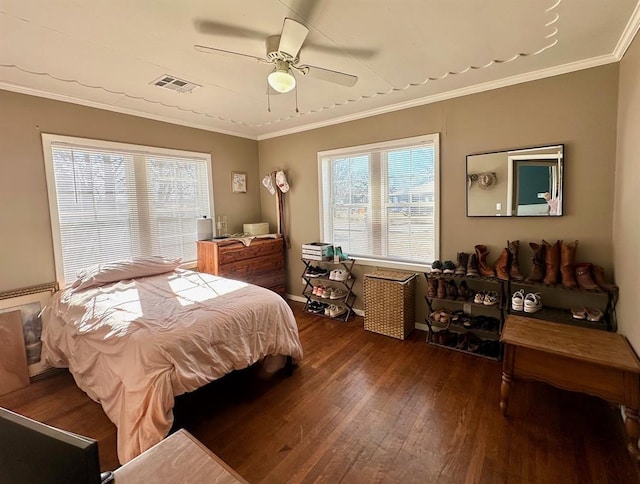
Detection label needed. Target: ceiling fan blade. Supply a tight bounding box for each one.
[194,45,267,63]
[289,0,321,23]
[304,42,377,60]
[278,18,309,59]
[194,20,266,40]
[300,65,358,87]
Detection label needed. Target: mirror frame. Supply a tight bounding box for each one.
[466,144,564,217]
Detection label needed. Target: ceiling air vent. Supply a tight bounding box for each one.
[151,75,200,93]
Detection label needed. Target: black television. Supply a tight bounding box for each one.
[0,407,104,484]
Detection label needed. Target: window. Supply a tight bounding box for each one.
[318,134,439,268]
[42,134,213,285]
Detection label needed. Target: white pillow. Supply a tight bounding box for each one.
[70,256,182,291]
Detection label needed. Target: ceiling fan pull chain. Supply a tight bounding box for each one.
[267,80,272,112]
[294,76,299,113]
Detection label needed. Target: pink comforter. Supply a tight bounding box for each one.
[41,269,303,464]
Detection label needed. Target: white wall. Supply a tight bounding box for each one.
[615,31,640,351]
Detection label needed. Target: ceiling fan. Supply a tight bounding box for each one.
[194,17,358,94]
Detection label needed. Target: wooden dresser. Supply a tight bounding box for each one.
[197,237,286,298]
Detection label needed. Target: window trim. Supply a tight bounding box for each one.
[41,133,214,286]
[317,133,440,271]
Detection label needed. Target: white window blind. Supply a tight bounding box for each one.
[42,135,212,285]
[319,134,439,266]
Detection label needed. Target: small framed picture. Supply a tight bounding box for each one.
[231,171,247,193]
[0,282,58,379]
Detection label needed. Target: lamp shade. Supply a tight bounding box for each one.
[268,69,296,93]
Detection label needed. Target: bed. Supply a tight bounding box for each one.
[40,258,303,464]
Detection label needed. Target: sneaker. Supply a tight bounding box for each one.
[305,266,319,277]
[307,301,327,314]
[321,287,333,299]
[442,260,456,274]
[330,288,347,300]
[431,260,443,274]
[483,290,499,306]
[330,305,347,318]
[332,269,351,281]
[315,267,328,278]
[571,307,587,320]
[524,293,543,313]
[511,290,524,311]
[586,308,603,322]
[473,291,485,304]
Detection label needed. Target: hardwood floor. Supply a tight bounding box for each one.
[1,301,639,483]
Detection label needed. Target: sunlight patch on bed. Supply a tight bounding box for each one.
[168,273,248,306]
[77,287,143,338]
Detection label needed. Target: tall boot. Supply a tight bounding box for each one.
[437,277,447,298]
[455,252,469,276]
[427,277,438,298]
[466,253,479,277]
[542,240,560,285]
[493,248,510,281]
[475,244,496,278]
[575,263,599,290]
[560,240,578,289]
[525,242,545,283]
[591,265,617,291]
[508,240,524,281]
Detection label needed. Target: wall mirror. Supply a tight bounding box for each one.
[466,144,563,217]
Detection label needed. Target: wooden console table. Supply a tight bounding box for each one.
[500,314,640,461]
[113,429,248,483]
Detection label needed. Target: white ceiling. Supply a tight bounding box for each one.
[1,0,639,140]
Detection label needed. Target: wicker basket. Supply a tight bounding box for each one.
[364,270,417,340]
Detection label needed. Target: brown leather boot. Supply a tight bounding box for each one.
[560,240,578,288]
[437,277,447,298]
[454,252,469,276]
[575,263,599,290]
[542,240,560,285]
[493,248,510,280]
[446,280,458,300]
[525,242,545,283]
[466,253,479,277]
[427,277,438,298]
[508,240,524,281]
[592,265,617,291]
[475,244,496,277]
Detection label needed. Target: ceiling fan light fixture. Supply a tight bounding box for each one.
[268,61,296,93]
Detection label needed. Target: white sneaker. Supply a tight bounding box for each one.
[330,305,347,318]
[524,293,542,313]
[332,269,351,282]
[511,290,525,311]
[330,288,347,300]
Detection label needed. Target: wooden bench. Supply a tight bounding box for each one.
[500,314,640,461]
[113,429,248,483]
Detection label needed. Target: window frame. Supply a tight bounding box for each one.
[41,134,214,286]
[317,133,440,272]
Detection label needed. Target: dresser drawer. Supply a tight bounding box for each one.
[219,256,284,279]
[218,239,283,265]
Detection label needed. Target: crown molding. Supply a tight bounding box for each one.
[0,48,627,143]
[257,53,619,141]
[0,81,258,140]
[613,1,640,60]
